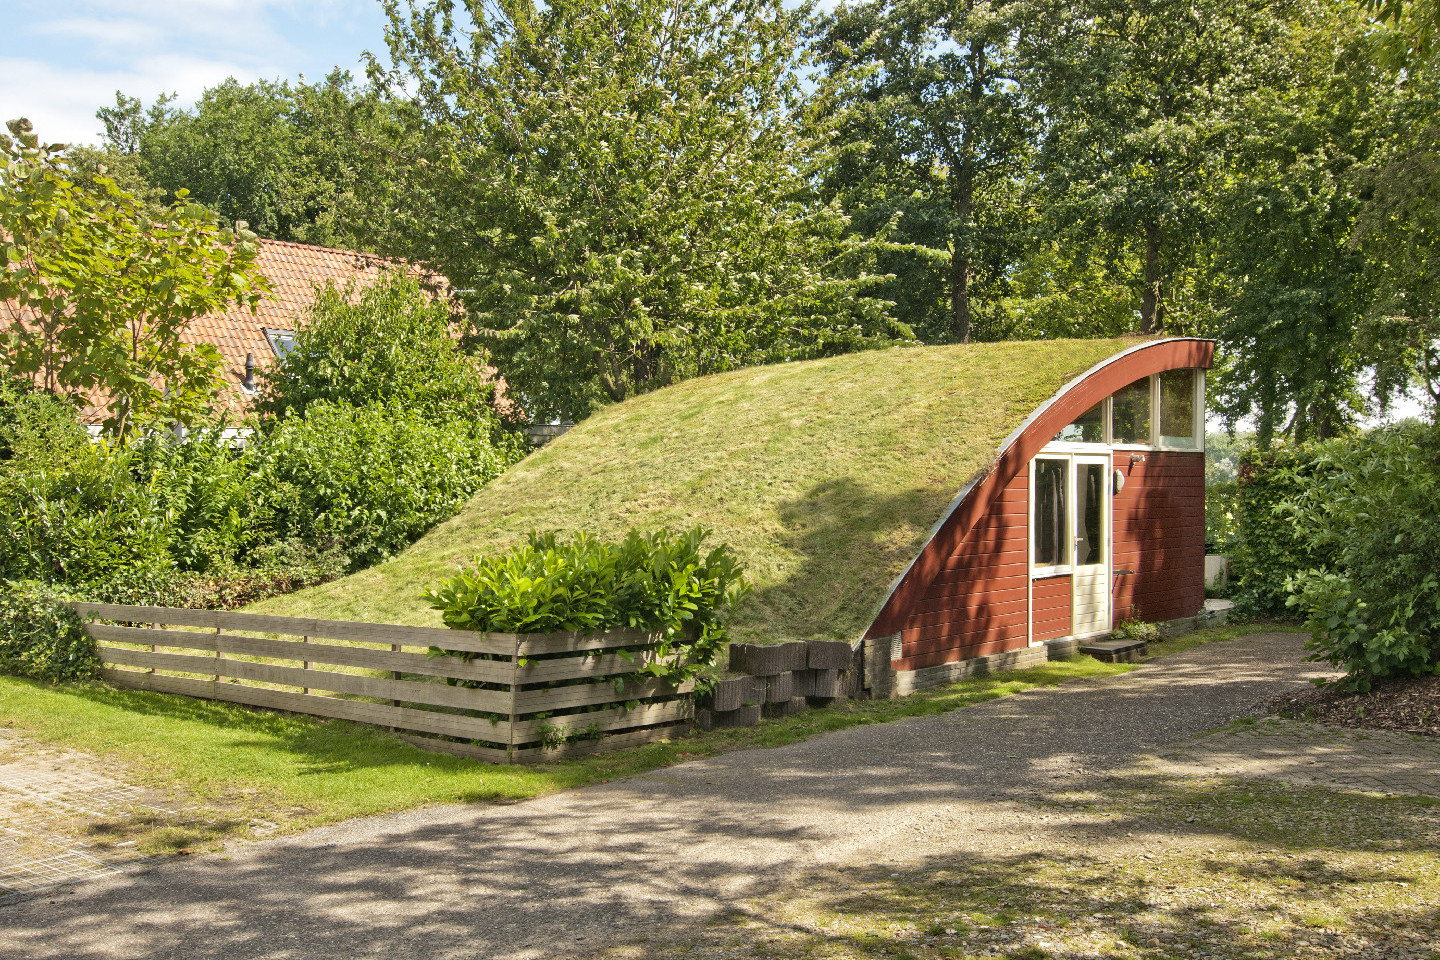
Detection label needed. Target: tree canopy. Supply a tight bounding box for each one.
[0,119,268,437]
[363,0,909,421]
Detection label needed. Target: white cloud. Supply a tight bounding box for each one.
[0,54,262,145]
[0,0,378,145]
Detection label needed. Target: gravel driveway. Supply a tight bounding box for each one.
[0,633,1330,960]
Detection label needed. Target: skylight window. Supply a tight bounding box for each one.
[263,328,297,360]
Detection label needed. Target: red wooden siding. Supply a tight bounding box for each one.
[892,469,1030,671]
[1031,575,1073,642]
[868,338,1215,679]
[868,338,1214,639]
[1112,451,1206,623]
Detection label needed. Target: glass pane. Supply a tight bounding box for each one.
[1075,462,1105,566]
[1052,402,1105,443]
[1112,377,1151,444]
[1033,459,1068,567]
[1159,369,1198,447]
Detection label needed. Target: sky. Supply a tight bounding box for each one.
[0,0,391,147]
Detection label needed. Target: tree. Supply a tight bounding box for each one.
[1367,0,1440,67]
[101,73,388,251]
[258,268,505,428]
[1207,2,1400,443]
[0,119,268,437]
[1024,0,1294,333]
[1350,2,1440,419]
[365,0,908,422]
[817,0,1036,343]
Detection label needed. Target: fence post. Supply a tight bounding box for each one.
[214,625,223,686]
[389,641,402,732]
[301,635,310,694]
[507,635,522,765]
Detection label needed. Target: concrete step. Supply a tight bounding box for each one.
[1079,638,1148,663]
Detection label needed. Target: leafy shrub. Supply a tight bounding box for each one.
[0,431,176,585]
[253,401,516,569]
[1,376,83,461]
[1284,423,1440,691]
[0,581,99,682]
[133,428,265,573]
[428,527,749,684]
[1228,442,1344,617]
[1111,619,1160,645]
[1204,432,1248,553]
[258,269,505,427]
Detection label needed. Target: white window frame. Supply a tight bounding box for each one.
[1155,368,1206,452]
[1030,455,1073,578]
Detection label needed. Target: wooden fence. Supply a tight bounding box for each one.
[71,603,694,764]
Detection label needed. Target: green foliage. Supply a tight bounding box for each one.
[0,431,176,586]
[0,582,99,682]
[368,0,908,422]
[253,401,514,570]
[1287,568,1440,691]
[816,0,1036,344]
[258,269,502,427]
[1111,619,1161,645]
[0,118,269,438]
[1367,0,1440,68]
[1210,5,1385,443]
[1204,432,1251,552]
[428,527,749,683]
[99,74,388,250]
[1021,0,1291,333]
[1283,423,1440,689]
[0,389,514,596]
[1228,443,1345,618]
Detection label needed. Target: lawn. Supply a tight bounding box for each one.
[0,648,1142,855]
[250,338,1142,643]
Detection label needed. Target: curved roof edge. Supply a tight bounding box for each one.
[862,337,1215,641]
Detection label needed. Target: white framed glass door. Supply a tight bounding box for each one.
[1071,455,1111,636]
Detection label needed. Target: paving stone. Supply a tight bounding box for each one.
[763,698,808,719]
[806,640,853,671]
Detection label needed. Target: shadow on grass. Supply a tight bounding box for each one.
[739,476,957,642]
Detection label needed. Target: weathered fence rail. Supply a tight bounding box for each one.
[71,603,693,763]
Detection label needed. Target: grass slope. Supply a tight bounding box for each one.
[254,339,1139,641]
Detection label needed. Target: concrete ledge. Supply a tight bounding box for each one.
[1080,638,1147,663]
[1045,638,1082,661]
[888,644,1048,697]
[1202,598,1234,626]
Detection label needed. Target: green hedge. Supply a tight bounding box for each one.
[428,527,748,685]
[0,400,521,599]
[1232,423,1440,691]
[0,582,98,682]
[1229,443,1344,618]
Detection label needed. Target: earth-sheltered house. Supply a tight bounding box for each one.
[256,336,1213,697]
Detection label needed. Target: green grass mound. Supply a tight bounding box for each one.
[252,338,1138,643]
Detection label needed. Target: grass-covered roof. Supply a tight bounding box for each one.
[253,338,1141,642]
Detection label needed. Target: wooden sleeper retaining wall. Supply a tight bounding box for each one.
[70,603,692,764]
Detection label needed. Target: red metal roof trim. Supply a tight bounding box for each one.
[863,337,1215,640]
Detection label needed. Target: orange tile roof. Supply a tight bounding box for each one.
[194,238,393,420]
[4,238,507,425]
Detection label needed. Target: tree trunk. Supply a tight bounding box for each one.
[1140,220,1164,334]
[950,242,971,345]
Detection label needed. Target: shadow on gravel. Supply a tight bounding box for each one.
[591,776,1440,959]
[0,633,1342,960]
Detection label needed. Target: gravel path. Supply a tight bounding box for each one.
[0,632,1328,960]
